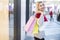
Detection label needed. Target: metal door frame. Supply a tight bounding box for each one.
[14,0,21,40]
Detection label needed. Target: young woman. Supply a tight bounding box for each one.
[34,1,45,40]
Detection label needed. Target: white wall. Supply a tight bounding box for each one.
[21,0,26,40]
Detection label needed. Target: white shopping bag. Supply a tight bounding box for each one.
[39,22,48,31]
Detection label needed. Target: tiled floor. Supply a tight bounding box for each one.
[9,14,14,40]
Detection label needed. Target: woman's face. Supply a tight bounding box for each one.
[38,3,45,12]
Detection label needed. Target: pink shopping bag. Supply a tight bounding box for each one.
[24,16,36,33]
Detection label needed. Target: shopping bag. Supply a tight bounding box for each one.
[44,15,48,22]
[32,20,39,35]
[24,16,36,33]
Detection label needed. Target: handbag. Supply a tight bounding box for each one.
[24,16,36,34]
[32,19,39,35]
